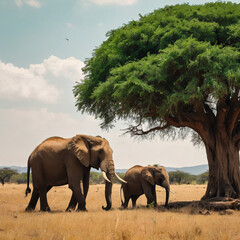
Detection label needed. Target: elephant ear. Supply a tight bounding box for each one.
[141,168,155,185]
[80,135,102,146]
[67,135,90,167]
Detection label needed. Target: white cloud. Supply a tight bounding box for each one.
[15,0,41,8]
[0,56,84,104]
[0,62,60,103]
[83,0,137,6]
[0,108,78,134]
[29,55,84,81]
[15,0,23,7]
[24,0,41,8]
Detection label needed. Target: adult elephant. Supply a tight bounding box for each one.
[25,134,126,212]
[121,165,170,208]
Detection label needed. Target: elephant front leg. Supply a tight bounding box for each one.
[70,181,86,212]
[131,196,139,208]
[83,170,90,201]
[66,193,77,212]
[152,186,157,207]
[122,193,130,208]
[143,183,155,207]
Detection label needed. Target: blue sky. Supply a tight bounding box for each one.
[1,0,237,168]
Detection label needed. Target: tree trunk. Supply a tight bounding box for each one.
[202,133,240,200]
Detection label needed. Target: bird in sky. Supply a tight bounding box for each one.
[65,38,69,41]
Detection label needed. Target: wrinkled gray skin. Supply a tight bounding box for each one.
[121,165,170,208]
[25,135,115,212]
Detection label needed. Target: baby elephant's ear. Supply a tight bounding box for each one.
[141,168,155,185]
[68,135,90,167]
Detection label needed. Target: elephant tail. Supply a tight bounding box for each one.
[25,158,31,197]
[120,185,124,206]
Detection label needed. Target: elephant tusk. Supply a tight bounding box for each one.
[102,171,111,183]
[115,173,127,184]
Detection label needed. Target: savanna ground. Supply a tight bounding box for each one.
[0,183,240,240]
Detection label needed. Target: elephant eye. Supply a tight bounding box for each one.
[98,148,103,154]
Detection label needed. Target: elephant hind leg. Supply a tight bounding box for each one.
[25,188,39,211]
[39,187,51,212]
[25,186,52,212]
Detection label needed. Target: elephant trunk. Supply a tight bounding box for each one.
[101,159,114,211]
[164,185,170,207]
[102,180,112,211]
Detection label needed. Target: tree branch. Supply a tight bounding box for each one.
[166,104,216,150]
[124,123,170,136]
[166,102,205,130]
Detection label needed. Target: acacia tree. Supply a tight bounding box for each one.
[74,2,240,199]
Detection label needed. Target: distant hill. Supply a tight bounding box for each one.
[0,166,28,174]
[0,164,209,175]
[115,164,209,175]
[165,164,208,175]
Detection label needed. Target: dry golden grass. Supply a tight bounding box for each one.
[0,183,240,240]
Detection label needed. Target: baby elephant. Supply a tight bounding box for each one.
[121,165,170,208]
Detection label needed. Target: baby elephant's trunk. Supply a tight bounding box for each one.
[164,185,170,207]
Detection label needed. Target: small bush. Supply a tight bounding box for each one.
[10,173,31,184]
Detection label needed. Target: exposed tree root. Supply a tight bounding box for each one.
[165,198,240,211]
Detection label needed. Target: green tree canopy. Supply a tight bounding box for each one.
[0,168,18,185]
[169,171,195,184]
[196,171,209,184]
[10,173,29,184]
[74,2,240,199]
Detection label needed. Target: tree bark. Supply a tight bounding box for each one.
[202,133,240,200]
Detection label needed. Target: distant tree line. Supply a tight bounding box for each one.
[169,171,208,185]
[1,167,208,185]
[0,168,31,185]
[90,172,125,184]
[0,168,19,185]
